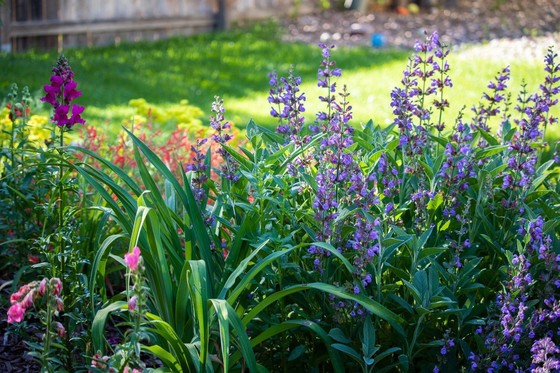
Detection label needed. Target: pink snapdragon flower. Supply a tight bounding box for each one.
[7,278,63,324]
[10,283,31,304]
[124,246,142,271]
[7,302,25,323]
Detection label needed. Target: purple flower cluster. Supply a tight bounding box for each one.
[439,118,475,216]
[268,68,312,175]
[185,137,209,204]
[501,49,559,194]
[434,330,456,372]
[209,96,239,182]
[312,43,345,134]
[470,216,560,371]
[309,44,358,270]
[376,153,401,199]
[471,66,511,133]
[349,215,380,282]
[268,68,306,141]
[539,48,560,137]
[391,31,450,157]
[531,337,560,372]
[41,55,85,129]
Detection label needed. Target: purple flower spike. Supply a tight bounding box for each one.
[41,55,85,129]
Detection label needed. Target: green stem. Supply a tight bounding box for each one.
[407,313,425,367]
[10,108,15,170]
[58,128,74,372]
[58,128,65,283]
[42,286,54,373]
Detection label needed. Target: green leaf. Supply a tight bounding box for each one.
[215,300,259,372]
[186,260,210,370]
[92,301,127,354]
[210,299,231,371]
[89,233,127,308]
[328,328,352,344]
[288,345,306,362]
[143,345,182,373]
[220,239,270,301]
[242,283,405,336]
[145,313,195,372]
[222,143,253,171]
[418,247,446,261]
[476,128,499,146]
[232,320,344,373]
[427,193,443,213]
[332,344,362,364]
[361,316,378,359]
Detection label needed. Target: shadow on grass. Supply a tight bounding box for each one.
[0,22,409,126]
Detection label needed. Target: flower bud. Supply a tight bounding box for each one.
[51,278,63,296]
[39,278,47,296]
[128,296,138,311]
[56,297,64,312]
[54,321,66,338]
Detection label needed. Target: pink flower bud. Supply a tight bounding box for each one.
[128,296,138,311]
[56,297,64,312]
[50,278,63,296]
[21,289,36,308]
[90,352,109,369]
[7,303,25,323]
[10,292,21,305]
[10,284,30,304]
[124,246,141,271]
[123,367,142,373]
[39,278,47,296]
[54,321,66,338]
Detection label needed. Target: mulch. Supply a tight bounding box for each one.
[281,0,560,50]
[0,316,40,372]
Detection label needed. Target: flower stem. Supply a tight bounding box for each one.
[58,128,65,280]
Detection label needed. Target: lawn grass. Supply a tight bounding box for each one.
[1,21,558,140]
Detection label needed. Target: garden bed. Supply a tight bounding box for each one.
[282,0,560,51]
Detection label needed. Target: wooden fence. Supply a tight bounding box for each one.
[0,0,317,52]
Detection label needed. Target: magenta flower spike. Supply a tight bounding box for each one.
[41,55,85,129]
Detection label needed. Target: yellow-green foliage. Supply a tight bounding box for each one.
[128,98,206,133]
[0,108,82,175]
[0,108,50,149]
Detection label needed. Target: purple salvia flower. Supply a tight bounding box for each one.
[471,65,510,133]
[269,68,312,175]
[539,47,560,140]
[501,52,559,196]
[531,337,560,371]
[185,138,209,204]
[209,96,239,182]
